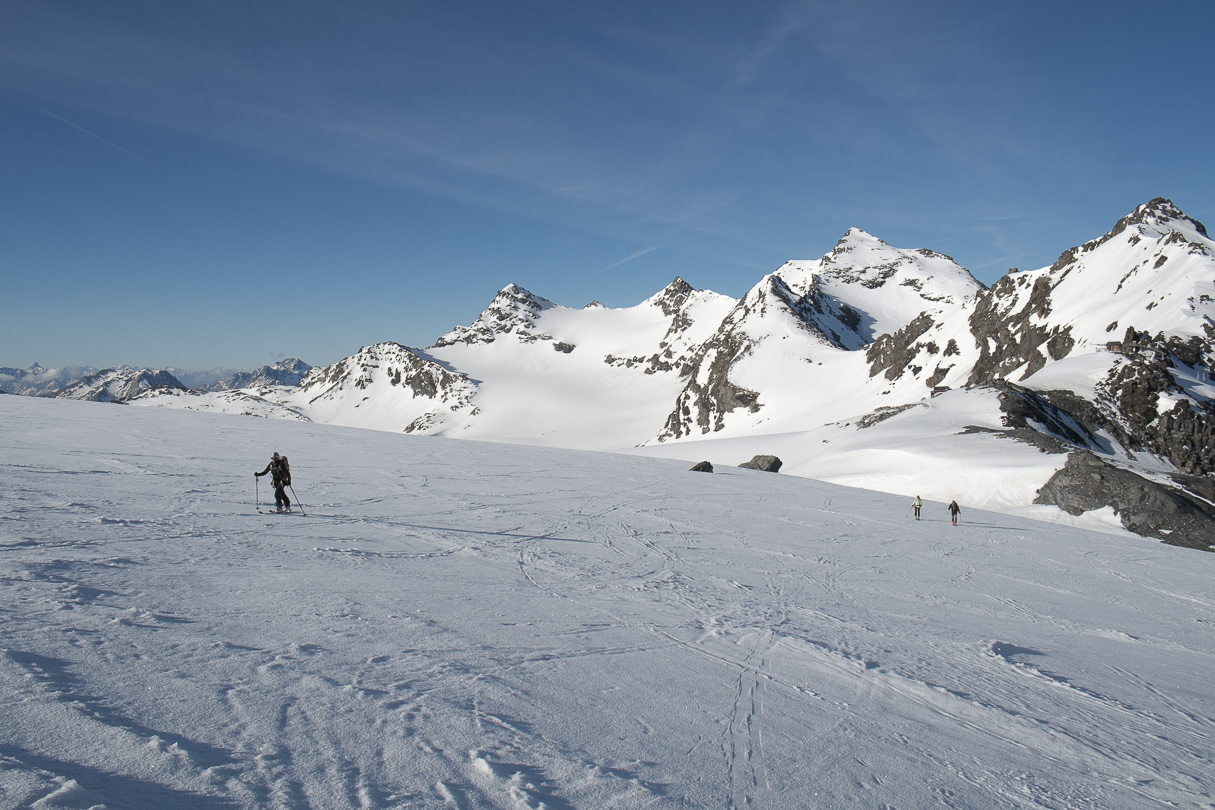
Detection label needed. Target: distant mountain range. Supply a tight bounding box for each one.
[7,199,1213,550]
[0,363,103,397]
[1,359,313,401]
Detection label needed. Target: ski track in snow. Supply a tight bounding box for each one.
[1,397,1214,809]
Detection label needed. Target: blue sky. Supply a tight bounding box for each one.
[2,0,1212,371]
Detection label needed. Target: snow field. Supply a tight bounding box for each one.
[2,395,1214,809]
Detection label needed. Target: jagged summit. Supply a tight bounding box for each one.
[1119,197,1208,238]
[645,277,696,316]
[432,284,555,347]
[1049,197,1211,274]
[206,358,312,391]
[830,227,887,251]
[660,276,693,294]
[773,228,982,343]
[979,196,1215,364]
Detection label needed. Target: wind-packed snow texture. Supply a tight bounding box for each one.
[3,396,1213,809]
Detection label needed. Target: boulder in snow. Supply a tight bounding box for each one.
[739,455,782,473]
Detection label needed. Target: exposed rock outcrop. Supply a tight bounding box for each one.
[1035,451,1215,551]
[1096,328,1215,476]
[739,455,782,472]
[967,273,1074,384]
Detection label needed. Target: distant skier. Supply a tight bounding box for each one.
[912,496,922,520]
[255,452,292,512]
[948,500,961,526]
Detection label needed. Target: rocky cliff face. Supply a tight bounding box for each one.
[1096,328,1215,476]
[966,272,1076,384]
[1035,451,1215,551]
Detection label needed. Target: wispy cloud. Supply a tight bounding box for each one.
[601,245,659,272]
[33,104,152,167]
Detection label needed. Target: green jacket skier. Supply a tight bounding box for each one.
[912,496,922,520]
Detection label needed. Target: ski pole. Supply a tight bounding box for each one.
[288,484,306,516]
[255,475,260,511]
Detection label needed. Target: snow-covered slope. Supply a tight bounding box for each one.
[4,395,1215,809]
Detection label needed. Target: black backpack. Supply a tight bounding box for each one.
[273,456,291,487]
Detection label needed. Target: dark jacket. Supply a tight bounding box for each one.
[256,456,291,487]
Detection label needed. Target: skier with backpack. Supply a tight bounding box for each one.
[948,499,961,526]
[255,451,292,512]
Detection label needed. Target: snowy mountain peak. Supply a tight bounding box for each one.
[1121,196,1208,238]
[773,230,982,343]
[1009,198,1215,351]
[58,368,187,403]
[655,272,870,442]
[1052,197,1212,276]
[831,227,887,252]
[206,358,312,391]
[432,284,555,347]
[299,342,477,434]
[645,277,696,316]
[497,282,551,305]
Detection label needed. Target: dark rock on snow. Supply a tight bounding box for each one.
[739,455,782,473]
[1035,451,1215,551]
